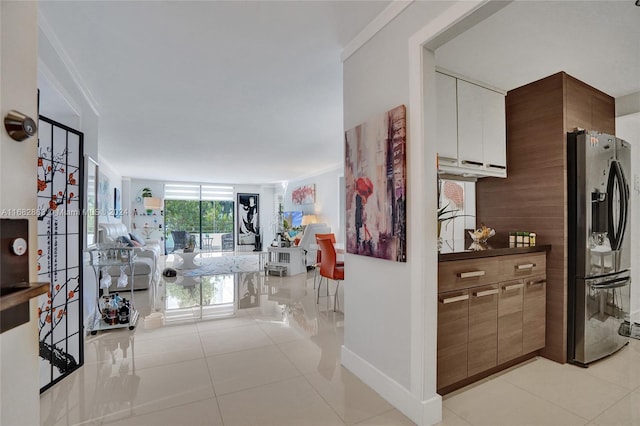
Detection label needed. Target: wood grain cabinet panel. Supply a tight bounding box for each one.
[439,258,500,293]
[498,279,524,364]
[468,284,498,376]
[437,290,469,389]
[476,71,614,364]
[438,253,547,392]
[523,276,547,353]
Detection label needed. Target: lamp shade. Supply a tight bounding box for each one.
[301,214,318,226]
[143,197,163,210]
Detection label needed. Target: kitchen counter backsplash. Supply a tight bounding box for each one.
[439,239,551,261]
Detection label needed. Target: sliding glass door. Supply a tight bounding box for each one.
[164,184,234,253]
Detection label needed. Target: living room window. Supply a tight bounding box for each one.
[164,184,235,253]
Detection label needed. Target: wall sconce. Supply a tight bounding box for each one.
[4,110,37,142]
[143,197,163,210]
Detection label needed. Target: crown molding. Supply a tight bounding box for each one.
[341,1,414,62]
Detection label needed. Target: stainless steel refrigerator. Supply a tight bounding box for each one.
[568,130,632,366]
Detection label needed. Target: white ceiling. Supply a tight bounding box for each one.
[38,1,390,184]
[435,0,640,98]
[38,1,639,185]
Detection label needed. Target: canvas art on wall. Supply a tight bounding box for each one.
[345,104,407,262]
[237,193,259,245]
[291,184,315,205]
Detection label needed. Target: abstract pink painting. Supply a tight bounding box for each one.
[291,184,315,205]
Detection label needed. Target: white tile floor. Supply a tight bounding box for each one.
[40,270,640,426]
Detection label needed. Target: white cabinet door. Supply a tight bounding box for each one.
[436,72,458,166]
[482,88,506,173]
[457,80,485,170]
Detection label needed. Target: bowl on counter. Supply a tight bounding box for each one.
[468,226,495,244]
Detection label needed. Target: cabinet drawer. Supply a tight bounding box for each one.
[499,253,546,280]
[523,276,546,354]
[439,258,500,293]
[468,284,498,376]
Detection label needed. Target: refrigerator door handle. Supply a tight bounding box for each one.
[590,276,630,290]
[607,160,628,251]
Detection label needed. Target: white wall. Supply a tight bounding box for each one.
[39,11,104,338]
[615,113,640,321]
[0,2,41,425]
[283,166,343,241]
[342,2,458,425]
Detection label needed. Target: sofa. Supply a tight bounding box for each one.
[98,223,161,291]
[296,223,331,266]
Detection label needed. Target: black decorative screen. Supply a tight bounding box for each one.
[37,116,84,392]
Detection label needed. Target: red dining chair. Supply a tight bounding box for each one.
[316,237,344,312]
[314,233,343,289]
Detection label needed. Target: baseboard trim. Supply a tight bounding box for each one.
[341,345,442,425]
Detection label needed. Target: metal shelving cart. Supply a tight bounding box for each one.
[87,247,139,334]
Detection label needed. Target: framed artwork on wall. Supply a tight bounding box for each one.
[291,184,315,205]
[237,193,259,245]
[344,104,407,262]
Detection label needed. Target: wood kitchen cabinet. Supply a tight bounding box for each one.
[523,276,547,353]
[475,71,615,364]
[468,284,498,376]
[437,289,469,389]
[498,279,524,364]
[437,250,547,393]
[435,70,506,178]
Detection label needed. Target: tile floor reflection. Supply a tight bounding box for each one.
[40,269,408,426]
[40,267,640,426]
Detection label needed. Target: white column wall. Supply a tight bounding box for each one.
[341,2,454,425]
[0,2,41,425]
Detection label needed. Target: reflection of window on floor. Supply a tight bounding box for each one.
[164,184,235,253]
[164,274,236,323]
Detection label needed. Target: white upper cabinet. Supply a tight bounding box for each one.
[436,70,506,178]
[482,88,507,172]
[457,79,486,170]
[436,72,458,166]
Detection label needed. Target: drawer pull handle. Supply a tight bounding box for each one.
[457,270,486,279]
[440,294,469,304]
[474,289,499,297]
[486,164,507,170]
[438,157,457,165]
[503,283,524,292]
[515,263,536,270]
[461,160,484,168]
[527,279,546,287]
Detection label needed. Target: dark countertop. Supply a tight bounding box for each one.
[439,240,551,262]
[0,282,49,312]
